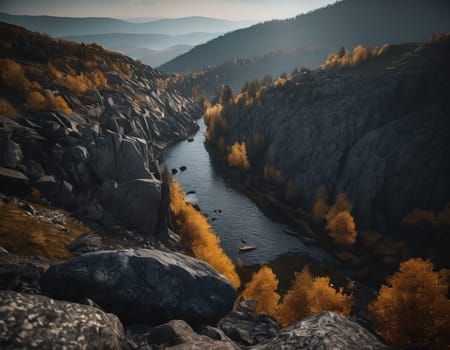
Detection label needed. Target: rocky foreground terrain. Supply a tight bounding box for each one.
[0,23,393,349]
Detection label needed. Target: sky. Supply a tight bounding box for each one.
[0,0,337,21]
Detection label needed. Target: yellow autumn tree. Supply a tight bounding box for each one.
[241,266,280,315]
[368,258,450,350]
[169,180,240,288]
[276,266,353,327]
[277,267,313,326]
[326,211,357,247]
[324,193,357,247]
[228,142,250,171]
[307,276,353,316]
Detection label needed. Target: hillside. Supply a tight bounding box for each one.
[204,37,450,272]
[0,12,255,37]
[119,45,193,68]
[0,21,200,237]
[160,0,450,73]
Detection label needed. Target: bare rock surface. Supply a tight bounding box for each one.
[0,290,126,350]
[41,249,237,326]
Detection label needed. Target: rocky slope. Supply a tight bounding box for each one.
[218,39,450,234]
[0,22,200,239]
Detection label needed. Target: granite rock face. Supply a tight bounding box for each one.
[0,290,126,350]
[252,311,390,350]
[41,249,237,326]
[222,42,450,229]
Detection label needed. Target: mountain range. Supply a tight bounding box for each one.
[160,0,450,73]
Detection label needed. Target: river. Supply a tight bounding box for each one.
[161,119,338,267]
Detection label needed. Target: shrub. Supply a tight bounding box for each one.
[324,193,357,247]
[264,165,283,184]
[0,58,41,93]
[0,97,18,117]
[27,91,46,112]
[402,203,450,227]
[368,258,450,349]
[228,142,250,171]
[277,266,353,326]
[26,91,72,114]
[312,186,329,222]
[326,211,357,247]
[241,266,280,315]
[323,44,389,69]
[169,180,240,288]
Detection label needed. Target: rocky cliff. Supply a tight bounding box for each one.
[219,40,450,232]
[0,22,200,238]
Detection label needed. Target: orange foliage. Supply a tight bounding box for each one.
[169,180,240,288]
[312,186,329,222]
[323,44,389,69]
[0,58,41,93]
[326,211,357,247]
[27,91,46,112]
[277,266,353,326]
[307,277,353,316]
[285,179,297,201]
[402,203,450,227]
[428,32,450,44]
[277,267,313,326]
[48,62,108,96]
[204,104,228,145]
[324,193,357,247]
[228,142,250,171]
[27,91,72,114]
[368,258,450,349]
[0,97,18,117]
[241,266,280,315]
[264,165,283,184]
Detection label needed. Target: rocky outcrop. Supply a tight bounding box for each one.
[0,290,126,350]
[221,41,450,230]
[218,301,280,347]
[143,320,239,349]
[253,311,390,350]
[41,249,237,325]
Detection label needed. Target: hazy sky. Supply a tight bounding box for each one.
[0,0,337,21]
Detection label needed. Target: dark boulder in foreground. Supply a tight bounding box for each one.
[253,311,390,350]
[0,290,126,350]
[42,249,237,325]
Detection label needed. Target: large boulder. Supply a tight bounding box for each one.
[98,178,162,237]
[253,311,390,350]
[0,290,126,350]
[0,138,23,169]
[41,249,237,325]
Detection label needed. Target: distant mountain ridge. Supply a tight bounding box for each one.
[63,32,221,51]
[0,12,255,37]
[160,0,450,73]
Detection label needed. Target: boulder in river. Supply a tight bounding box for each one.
[253,311,390,350]
[41,249,237,325]
[0,290,126,350]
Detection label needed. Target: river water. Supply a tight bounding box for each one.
[161,119,338,266]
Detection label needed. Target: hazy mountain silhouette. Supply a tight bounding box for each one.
[0,12,255,37]
[120,45,193,67]
[160,0,450,73]
[63,32,220,51]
